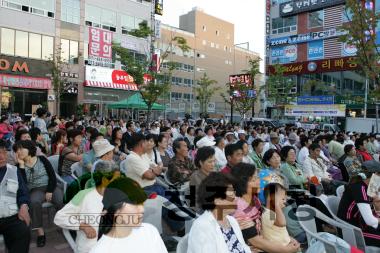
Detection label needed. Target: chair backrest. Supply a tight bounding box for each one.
[119,159,128,175]
[336,185,345,198]
[48,155,60,174]
[296,205,339,253]
[176,234,189,253]
[62,229,76,252]
[143,195,167,234]
[326,196,340,216]
[71,162,83,178]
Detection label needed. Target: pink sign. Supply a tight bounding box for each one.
[0,74,51,89]
[89,27,112,59]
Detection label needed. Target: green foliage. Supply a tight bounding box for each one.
[302,79,336,96]
[195,73,219,115]
[266,64,297,106]
[113,33,191,122]
[340,0,380,97]
[128,20,152,38]
[47,47,68,116]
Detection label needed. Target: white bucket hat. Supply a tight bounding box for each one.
[93,139,115,158]
[196,136,216,148]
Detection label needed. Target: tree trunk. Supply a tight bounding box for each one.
[146,105,152,124]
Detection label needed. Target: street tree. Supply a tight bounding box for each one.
[266,64,297,106]
[47,47,68,117]
[195,73,219,117]
[113,21,190,122]
[220,57,262,119]
[341,0,380,97]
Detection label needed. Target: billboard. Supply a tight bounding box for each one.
[155,0,163,15]
[88,27,113,67]
[308,40,324,60]
[280,0,346,17]
[297,96,334,105]
[285,104,346,117]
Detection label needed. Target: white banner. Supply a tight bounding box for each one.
[285,104,346,117]
[207,102,216,113]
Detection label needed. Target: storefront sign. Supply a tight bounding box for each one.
[88,27,112,67]
[271,45,297,63]
[61,72,79,78]
[269,28,347,46]
[0,58,29,73]
[297,96,334,105]
[0,74,51,89]
[63,82,78,94]
[85,66,138,91]
[308,40,324,60]
[267,57,359,76]
[280,0,346,17]
[342,42,357,56]
[207,102,215,113]
[155,20,161,39]
[229,74,251,84]
[285,104,346,117]
[155,0,163,15]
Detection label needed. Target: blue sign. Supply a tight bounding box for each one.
[297,96,334,105]
[308,41,324,60]
[271,45,297,64]
[269,28,347,46]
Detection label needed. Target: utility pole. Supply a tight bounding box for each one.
[364,77,368,118]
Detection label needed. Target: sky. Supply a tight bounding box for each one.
[158,0,265,62]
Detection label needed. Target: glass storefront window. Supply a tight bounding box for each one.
[29,0,55,12]
[308,10,324,28]
[121,14,135,33]
[15,30,28,57]
[61,39,79,64]
[29,33,42,59]
[1,28,15,55]
[42,35,54,60]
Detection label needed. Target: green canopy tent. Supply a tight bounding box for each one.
[107,93,165,110]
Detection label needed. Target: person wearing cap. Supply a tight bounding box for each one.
[167,138,196,185]
[237,129,246,141]
[225,132,236,145]
[91,139,119,173]
[91,177,167,253]
[343,132,355,147]
[366,133,378,157]
[54,164,121,253]
[196,135,216,149]
[337,161,380,247]
[283,132,298,152]
[123,133,164,197]
[263,132,281,154]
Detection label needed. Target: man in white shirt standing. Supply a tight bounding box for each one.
[123,133,165,197]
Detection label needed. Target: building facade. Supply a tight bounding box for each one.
[266,0,379,118]
[0,0,151,116]
[158,8,263,119]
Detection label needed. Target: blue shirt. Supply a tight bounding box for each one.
[0,165,30,207]
[258,167,278,204]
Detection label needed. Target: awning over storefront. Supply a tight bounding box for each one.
[85,65,139,91]
[108,93,165,110]
[84,80,138,90]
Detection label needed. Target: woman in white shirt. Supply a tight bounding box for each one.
[143,134,163,170]
[297,135,311,166]
[91,177,167,253]
[214,137,227,171]
[187,172,251,253]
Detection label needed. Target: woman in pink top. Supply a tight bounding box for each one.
[231,162,300,253]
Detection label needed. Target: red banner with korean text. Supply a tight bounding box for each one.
[267,57,360,76]
[89,27,112,60]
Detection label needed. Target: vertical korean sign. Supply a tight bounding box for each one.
[89,27,113,68]
[265,0,271,65]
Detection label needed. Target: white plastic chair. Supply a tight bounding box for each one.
[47,155,67,193]
[143,195,167,234]
[71,162,83,178]
[62,229,77,252]
[296,205,358,252]
[176,234,189,253]
[336,185,345,198]
[324,196,380,253]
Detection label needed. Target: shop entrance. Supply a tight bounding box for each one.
[6,88,47,115]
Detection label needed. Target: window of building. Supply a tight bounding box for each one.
[202,40,206,45]
[0,28,53,60]
[342,8,353,23]
[171,92,182,100]
[29,33,41,59]
[85,4,116,32]
[42,35,54,60]
[2,0,55,17]
[61,0,80,24]
[210,42,215,48]
[1,28,15,55]
[271,16,297,34]
[202,25,206,31]
[121,14,135,34]
[308,10,324,28]
[216,30,219,36]
[61,39,79,64]
[224,45,228,51]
